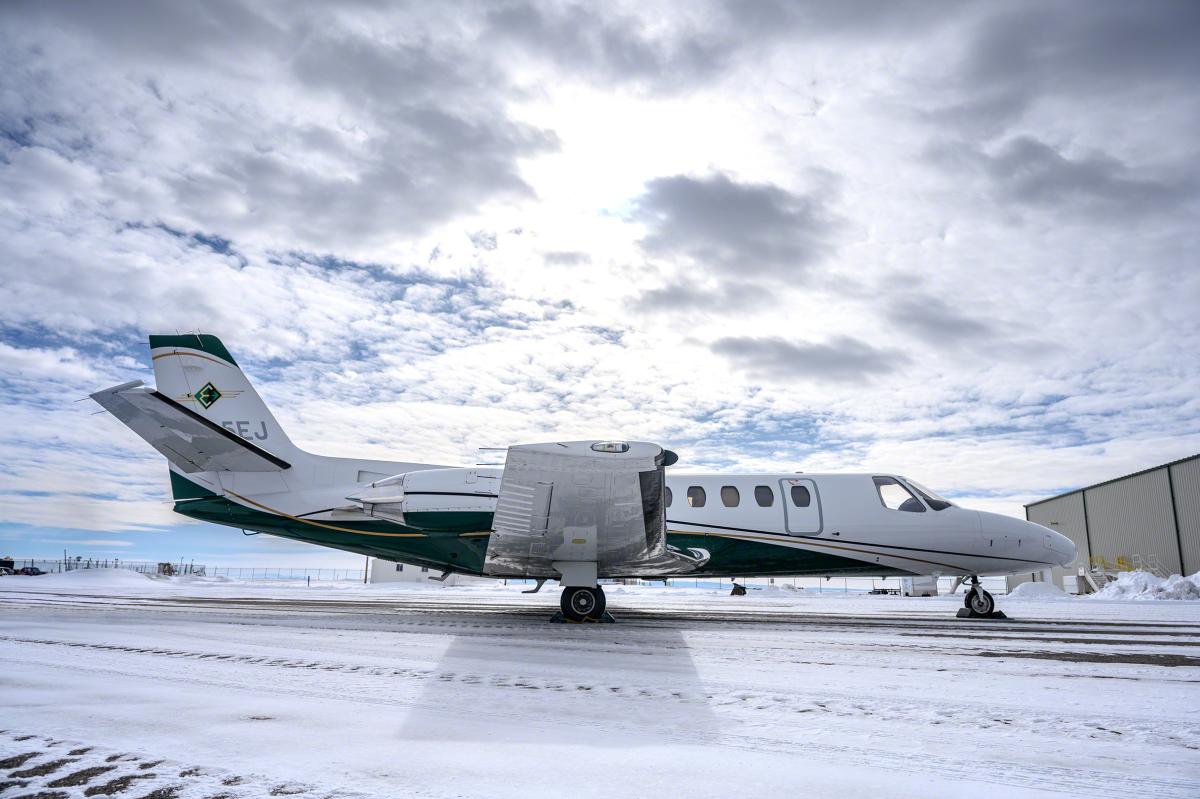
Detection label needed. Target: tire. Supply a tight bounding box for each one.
[560,586,606,622]
[592,586,607,618]
[966,587,995,616]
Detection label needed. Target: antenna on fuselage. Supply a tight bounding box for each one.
[476,446,506,466]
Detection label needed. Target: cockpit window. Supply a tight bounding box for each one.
[904,479,952,511]
[872,476,925,513]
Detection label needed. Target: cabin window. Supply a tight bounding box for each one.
[686,486,706,508]
[665,486,673,507]
[873,476,925,513]
[754,485,774,507]
[790,485,811,507]
[395,563,403,572]
[720,486,740,507]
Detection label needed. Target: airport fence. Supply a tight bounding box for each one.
[1,557,206,575]
[2,557,364,582]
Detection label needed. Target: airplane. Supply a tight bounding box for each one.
[91,334,1076,622]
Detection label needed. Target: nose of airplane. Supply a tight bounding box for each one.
[1020,518,1076,567]
[1046,528,1077,567]
[979,512,1076,567]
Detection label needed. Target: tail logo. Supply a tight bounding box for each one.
[194,382,222,409]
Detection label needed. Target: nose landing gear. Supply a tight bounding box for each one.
[965,584,995,615]
[957,576,1007,619]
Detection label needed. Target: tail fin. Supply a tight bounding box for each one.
[147,334,302,463]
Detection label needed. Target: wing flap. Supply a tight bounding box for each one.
[90,381,290,473]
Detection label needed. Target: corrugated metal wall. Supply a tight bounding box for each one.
[1084,468,1182,575]
[1026,492,1089,569]
[1170,458,1200,574]
[1025,454,1200,589]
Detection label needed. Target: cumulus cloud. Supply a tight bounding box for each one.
[0,1,558,254]
[484,1,729,87]
[941,1,1200,133]
[542,251,591,266]
[711,336,907,385]
[626,172,840,312]
[632,173,837,275]
[633,280,769,313]
[929,136,1198,222]
[58,539,133,547]
[885,294,996,346]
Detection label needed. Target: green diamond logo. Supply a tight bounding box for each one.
[195,382,222,409]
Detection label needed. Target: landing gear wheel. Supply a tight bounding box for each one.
[965,587,995,616]
[560,586,606,622]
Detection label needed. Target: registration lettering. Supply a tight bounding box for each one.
[222,420,269,441]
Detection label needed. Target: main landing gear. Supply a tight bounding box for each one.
[555,585,613,623]
[957,576,1006,620]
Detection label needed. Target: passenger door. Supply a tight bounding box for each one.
[779,478,822,535]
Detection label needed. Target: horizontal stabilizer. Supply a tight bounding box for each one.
[90,381,290,473]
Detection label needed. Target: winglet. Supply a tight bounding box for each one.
[91,379,145,399]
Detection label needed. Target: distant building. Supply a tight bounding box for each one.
[900,576,938,596]
[367,558,498,587]
[1016,453,1200,593]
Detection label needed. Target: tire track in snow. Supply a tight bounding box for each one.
[0,729,379,799]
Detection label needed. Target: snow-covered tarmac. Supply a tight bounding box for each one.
[1,571,1197,798]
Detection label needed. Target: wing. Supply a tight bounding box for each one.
[483,440,705,578]
[90,381,290,473]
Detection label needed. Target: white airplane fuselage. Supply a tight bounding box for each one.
[341,464,1075,579]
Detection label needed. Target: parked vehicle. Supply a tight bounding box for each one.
[17,566,44,576]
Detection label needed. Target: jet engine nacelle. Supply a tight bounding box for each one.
[347,466,501,524]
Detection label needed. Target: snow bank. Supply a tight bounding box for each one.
[171,574,234,585]
[13,568,166,589]
[1009,581,1069,599]
[1090,570,1200,600]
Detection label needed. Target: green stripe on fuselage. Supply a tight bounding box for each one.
[173,494,489,574]
[666,531,909,578]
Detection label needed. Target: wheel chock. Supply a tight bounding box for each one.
[955,608,1009,620]
[549,611,617,624]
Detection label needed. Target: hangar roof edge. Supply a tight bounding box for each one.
[1025,452,1200,509]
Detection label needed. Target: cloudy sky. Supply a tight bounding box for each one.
[1,1,1198,567]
